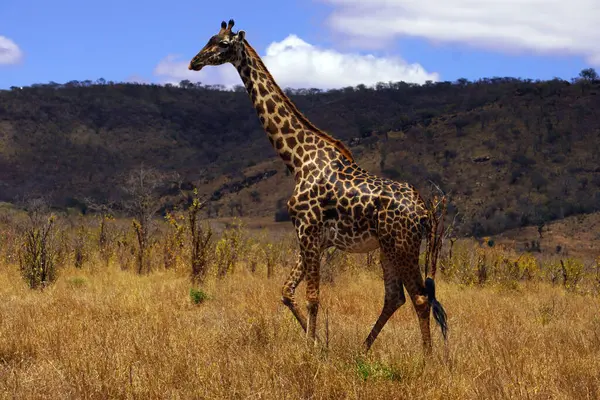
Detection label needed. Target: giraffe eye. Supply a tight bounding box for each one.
[217,41,230,49]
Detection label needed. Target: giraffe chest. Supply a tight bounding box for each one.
[290,165,383,252]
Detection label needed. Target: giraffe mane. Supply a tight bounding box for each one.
[243,40,355,163]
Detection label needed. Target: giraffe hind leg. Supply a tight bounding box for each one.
[363,250,407,352]
[403,259,433,354]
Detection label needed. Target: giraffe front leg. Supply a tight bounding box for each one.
[287,214,323,345]
[304,250,321,346]
[281,253,308,332]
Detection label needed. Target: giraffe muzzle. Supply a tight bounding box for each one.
[188,57,204,71]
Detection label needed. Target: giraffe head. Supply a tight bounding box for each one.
[188,19,245,71]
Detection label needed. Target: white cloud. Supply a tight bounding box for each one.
[153,54,240,87]
[322,0,600,65]
[125,74,150,84]
[262,35,437,88]
[153,35,438,89]
[0,36,23,65]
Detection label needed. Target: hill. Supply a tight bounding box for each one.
[1,75,600,237]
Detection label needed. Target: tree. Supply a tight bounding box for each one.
[578,68,598,82]
[453,117,471,136]
[179,80,193,89]
[122,165,173,274]
[84,197,116,267]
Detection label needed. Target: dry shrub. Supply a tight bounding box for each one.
[17,199,59,289]
[163,211,186,271]
[187,189,213,283]
[439,240,595,292]
[215,218,244,278]
[73,225,88,269]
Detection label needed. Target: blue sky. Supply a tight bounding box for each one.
[0,0,596,89]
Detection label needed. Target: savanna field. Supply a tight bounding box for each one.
[3,4,600,400]
[1,205,599,400]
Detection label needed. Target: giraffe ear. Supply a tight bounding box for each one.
[235,30,245,41]
[218,20,228,35]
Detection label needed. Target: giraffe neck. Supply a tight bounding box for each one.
[232,41,353,177]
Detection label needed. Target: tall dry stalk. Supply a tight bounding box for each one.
[18,198,58,289]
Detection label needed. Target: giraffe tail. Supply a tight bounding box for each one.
[423,195,448,341]
[425,278,448,340]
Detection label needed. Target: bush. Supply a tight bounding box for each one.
[73,225,89,269]
[188,189,213,283]
[511,153,536,168]
[560,259,584,290]
[18,200,59,289]
[215,219,244,278]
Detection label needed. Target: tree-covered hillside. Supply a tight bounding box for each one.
[1,70,599,237]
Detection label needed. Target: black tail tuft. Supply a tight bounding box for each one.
[425,277,448,341]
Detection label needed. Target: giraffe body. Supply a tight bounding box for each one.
[188,19,447,353]
[289,153,428,255]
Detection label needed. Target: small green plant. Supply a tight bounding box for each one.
[189,287,208,305]
[67,276,87,288]
[355,357,401,382]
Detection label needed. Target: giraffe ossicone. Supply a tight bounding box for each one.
[188,19,448,353]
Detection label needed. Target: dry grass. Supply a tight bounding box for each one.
[1,260,599,400]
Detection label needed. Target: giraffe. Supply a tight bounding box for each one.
[188,19,448,353]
